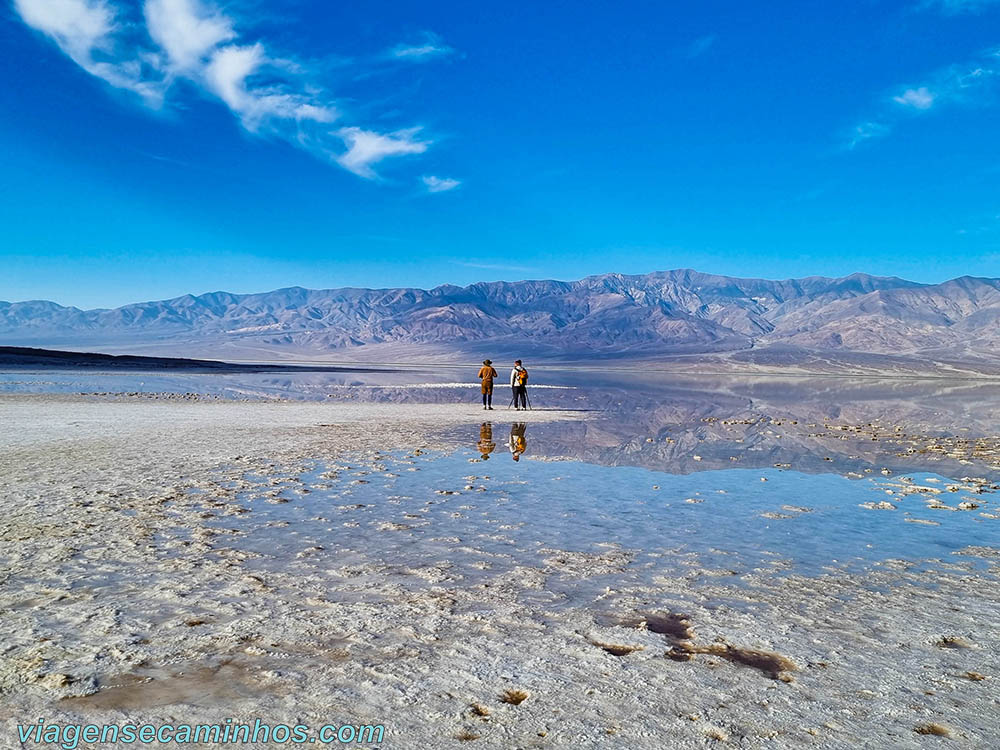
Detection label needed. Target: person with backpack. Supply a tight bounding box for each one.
[478,359,498,410]
[510,359,528,410]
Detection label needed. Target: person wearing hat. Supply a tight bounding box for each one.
[477,359,498,410]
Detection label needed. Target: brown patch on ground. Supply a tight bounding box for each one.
[621,611,797,680]
[936,636,974,649]
[499,689,529,705]
[590,640,645,657]
[670,643,798,681]
[60,637,353,711]
[914,722,951,737]
[643,612,694,640]
[62,658,263,710]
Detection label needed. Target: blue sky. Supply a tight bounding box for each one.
[2,0,999,308]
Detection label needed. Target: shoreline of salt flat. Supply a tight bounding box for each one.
[0,393,586,451]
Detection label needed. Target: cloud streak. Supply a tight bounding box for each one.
[388,33,455,61]
[847,121,891,150]
[336,127,430,178]
[14,0,451,179]
[13,0,166,105]
[145,0,233,73]
[893,86,935,109]
[422,175,461,193]
[847,47,1000,148]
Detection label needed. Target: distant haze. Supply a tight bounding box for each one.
[3,269,1000,372]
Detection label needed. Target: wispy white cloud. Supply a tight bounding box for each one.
[203,43,336,130]
[422,175,461,193]
[13,0,449,179]
[847,121,891,150]
[14,0,114,61]
[847,47,1000,148]
[336,127,430,178]
[13,0,165,105]
[893,86,936,109]
[892,60,997,111]
[389,33,454,61]
[144,0,233,73]
[685,34,717,58]
[918,0,1000,14]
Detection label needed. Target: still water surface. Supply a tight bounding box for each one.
[5,366,1000,586]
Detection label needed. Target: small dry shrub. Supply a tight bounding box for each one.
[499,689,529,705]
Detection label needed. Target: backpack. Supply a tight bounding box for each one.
[516,367,528,386]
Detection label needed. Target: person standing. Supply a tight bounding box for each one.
[478,359,498,410]
[510,359,528,410]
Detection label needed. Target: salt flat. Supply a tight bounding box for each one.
[1,392,999,748]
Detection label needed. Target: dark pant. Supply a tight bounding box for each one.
[513,385,527,408]
[482,390,493,407]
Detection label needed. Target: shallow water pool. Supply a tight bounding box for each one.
[216,445,999,609]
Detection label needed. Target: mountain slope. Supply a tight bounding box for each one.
[4,269,999,368]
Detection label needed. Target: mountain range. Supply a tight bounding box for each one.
[3,269,1000,373]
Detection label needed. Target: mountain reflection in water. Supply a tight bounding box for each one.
[3,366,1000,480]
[439,373,1000,481]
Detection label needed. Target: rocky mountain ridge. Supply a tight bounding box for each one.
[3,269,999,369]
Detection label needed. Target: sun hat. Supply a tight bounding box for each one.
[483,359,492,365]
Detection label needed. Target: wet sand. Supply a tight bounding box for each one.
[1,394,999,748]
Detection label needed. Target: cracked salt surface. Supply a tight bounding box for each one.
[4,373,1000,747]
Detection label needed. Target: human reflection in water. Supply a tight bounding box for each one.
[477,422,497,460]
[508,422,527,462]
